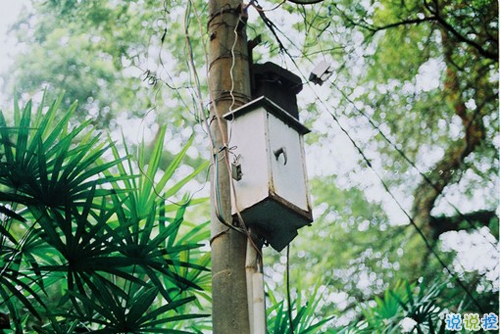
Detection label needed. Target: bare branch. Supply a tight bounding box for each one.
[411,29,487,236]
[430,210,498,240]
[423,0,498,61]
[368,16,438,33]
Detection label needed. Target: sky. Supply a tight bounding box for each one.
[0,0,28,103]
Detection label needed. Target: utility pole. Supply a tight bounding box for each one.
[207,0,252,332]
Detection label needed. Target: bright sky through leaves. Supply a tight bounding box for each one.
[0,3,497,328]
[0,0,28,103]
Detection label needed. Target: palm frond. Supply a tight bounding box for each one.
[0,94,210,332]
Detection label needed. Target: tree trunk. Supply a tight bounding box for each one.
[411,29,486,238]
[207,1,252,332]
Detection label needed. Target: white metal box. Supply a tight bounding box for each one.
[224,96,313,251]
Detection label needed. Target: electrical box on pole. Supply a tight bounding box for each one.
[224,64,313,251]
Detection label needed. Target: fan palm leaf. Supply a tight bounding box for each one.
[1,95,210,332]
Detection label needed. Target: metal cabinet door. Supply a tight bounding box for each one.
[266,112,309,212]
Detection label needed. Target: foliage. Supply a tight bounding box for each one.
[268,0,498,326]
[1,0,498,332]
[341,279,456,334]
[0,96,210,333]
[267,283,335,333]
[3,0,208,130]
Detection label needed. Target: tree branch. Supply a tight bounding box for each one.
[429,210,499,240]
[368,16,438,33]
[335,1,498,62]
[411,29,486,236]
[423,0,498,61]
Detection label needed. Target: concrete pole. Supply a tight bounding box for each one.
[207,1,252,332]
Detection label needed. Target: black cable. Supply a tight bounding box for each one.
[330,82,497,249]
[259,1,496,266]
[301,8,496,246]
[324,105,485,313]
[250,6,489,310]
[286,245,295,334]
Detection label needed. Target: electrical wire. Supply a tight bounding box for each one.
[246,4,491,311]
[185,1,216,148]
[281,4,497,245]
[271,1,492,241]
[228,11,239,113]
[204,3,265,258]
[183,1,240,231]
[120,0,493,324]
[247,0,286,12]
[328,82,498,250]
[141,0,492,323]
[120,1,213,210]
[309,82,485,311]
[286,245,295,334]
[181,0,251,237]
[294,67,486,313]
[207,4,248,235]
[213,148,247,234]
[228,9,266,257]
